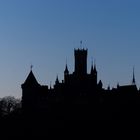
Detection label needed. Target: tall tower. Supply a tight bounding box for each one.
[74,48,88,75]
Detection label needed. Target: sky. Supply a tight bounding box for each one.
[0,0,140,98]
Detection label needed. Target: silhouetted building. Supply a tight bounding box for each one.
[21,48,139,120]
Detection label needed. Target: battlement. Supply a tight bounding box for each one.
[74,48,88,55]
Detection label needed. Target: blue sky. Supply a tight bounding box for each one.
[0,0,140,98]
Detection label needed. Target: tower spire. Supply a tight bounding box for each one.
[94,59,96,70]
[132,66,136,85]
[91,57,94,74]
[91,58,97,74]
[55,74,59,85]
[22,68,39,87]
[64,59,69,74]
[80,40,82,48]
[30,64,33,71]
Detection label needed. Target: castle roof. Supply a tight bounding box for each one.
[23,70,39,86]
[117,84,137,92]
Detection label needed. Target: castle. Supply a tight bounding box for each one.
[21,48,139,120]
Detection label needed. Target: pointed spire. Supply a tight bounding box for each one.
[91,57,94,74]
[93,59,97,73]
[55,75,59,85]
[50,81,52,90]
[91,58,97,74]
[132,66,136,85]
[64,60,69,74]
[56,75,59,81]
[117,82,120,88]
[23,69,39,87]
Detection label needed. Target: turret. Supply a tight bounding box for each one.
[21,68,40,112]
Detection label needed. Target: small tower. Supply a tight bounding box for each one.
[132,67,136,85]
[21,67,40,112]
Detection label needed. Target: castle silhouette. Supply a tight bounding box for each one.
[21,48,139,120]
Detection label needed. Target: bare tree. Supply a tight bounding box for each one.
[0,96,21,116]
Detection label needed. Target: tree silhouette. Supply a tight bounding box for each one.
[0,96,21,116]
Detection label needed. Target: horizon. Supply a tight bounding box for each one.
[0,0,140,98]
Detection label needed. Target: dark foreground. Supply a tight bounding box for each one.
[1,103,140,138]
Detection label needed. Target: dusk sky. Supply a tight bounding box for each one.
[0,0,140,98]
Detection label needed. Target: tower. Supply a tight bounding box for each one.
[21,69,40,112]
[74,48,87,75]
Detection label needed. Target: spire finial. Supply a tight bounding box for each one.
[30,64,33,71]
[91,58,97,74]
[91,57,93,66]
[66,57,67,64]
[90,57,94,74]
[64,59,69,74]
[94,59,96,67]
[117,82,120,88]
[80,40,82,48]
[94,59,97,71]
[132,66,136,85]
[55,74,59,85]
[50,81,52,89]
[56,74,59,79]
